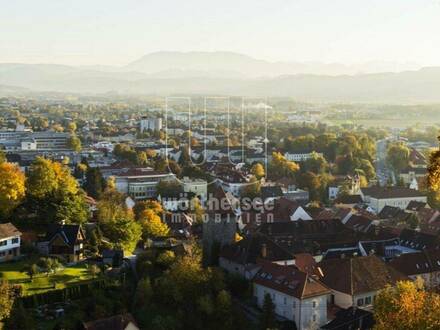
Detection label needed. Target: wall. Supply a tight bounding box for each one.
[254,283,328,330]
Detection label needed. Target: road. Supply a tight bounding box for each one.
[376,138,394,186]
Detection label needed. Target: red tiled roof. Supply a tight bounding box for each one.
[254,262,330,299]
[319,255,408,295]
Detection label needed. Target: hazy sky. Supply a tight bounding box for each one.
[1,0,440,66]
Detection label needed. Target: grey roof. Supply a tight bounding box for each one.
[361,187,425,199]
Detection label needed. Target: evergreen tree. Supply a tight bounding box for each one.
[84,167,106,199]
[259,293,277,330]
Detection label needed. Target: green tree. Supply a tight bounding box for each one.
[25,264,39,281]
[102,217,142,253]
[190,197,205,224]
[84,167,106,199]
[134,277,153,308]
[89,264,101,278]
[156,250,176,268]
[26,157,79,198]
[4,300,35,330]
[38,257,54,276]
[156,180,183,198]
[387,142,410,173]
[67,134,82,152]
[303,151,329,174]
[0,281,14,321]
[53,191,89,224]
[259,293,277,330]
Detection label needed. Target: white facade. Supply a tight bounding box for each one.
[328,289,377,310]
[140,117,163,132]
[0,234,21,262]
[182,177,208,201]
[254,283,328,330]
[285,152,323,162]
[112,172,176,200]
[368,196,427,213]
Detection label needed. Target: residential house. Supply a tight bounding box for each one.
[0,223,21,262]
[318,255,408,309]
[240,197,312,229]
[44,224,85,262]
[258,220,360,256]
[253,262,330,329]
[399,228,439,251]
[344,215,373,233]
[219,233,294,279]
[406,200,429,213]
[389,249,440,289]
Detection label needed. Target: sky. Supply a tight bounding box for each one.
[1,0,440,67]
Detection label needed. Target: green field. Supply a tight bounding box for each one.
[0,258,93,295]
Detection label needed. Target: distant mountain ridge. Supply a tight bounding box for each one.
[124,51,420,77]
[0,51,439,102]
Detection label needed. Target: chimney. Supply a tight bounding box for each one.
[261,243,267,258]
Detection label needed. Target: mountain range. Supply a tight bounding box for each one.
[0,51,439,103]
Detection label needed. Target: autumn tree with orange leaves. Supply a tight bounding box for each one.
[374,280,440,330]
[427,136,440,207]
[0,162,25,219]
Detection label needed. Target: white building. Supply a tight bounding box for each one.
[253,263,330,329]
[284,152,323,162]
[0,223,21,263]
[101,166,176,200]
[360,187,427,213]
[319,255,408,310]
[182,177,208,201]
[140,117,162,132]
[0,130,70,151]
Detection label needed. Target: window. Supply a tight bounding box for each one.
[11,238,19,244]
[0,240,6,246]
[312,315,316,322]
[284,297,287,305]
[357,298,364,306]
[312,301,316,308]
[365,296,372,305]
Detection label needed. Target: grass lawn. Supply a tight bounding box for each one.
[0,258,94,295]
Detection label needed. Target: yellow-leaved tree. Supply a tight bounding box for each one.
[140,209,170,239]
[0,162,26,218]
[374,280,440,330]
[427,138,440,207]
[251,163,265,180]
